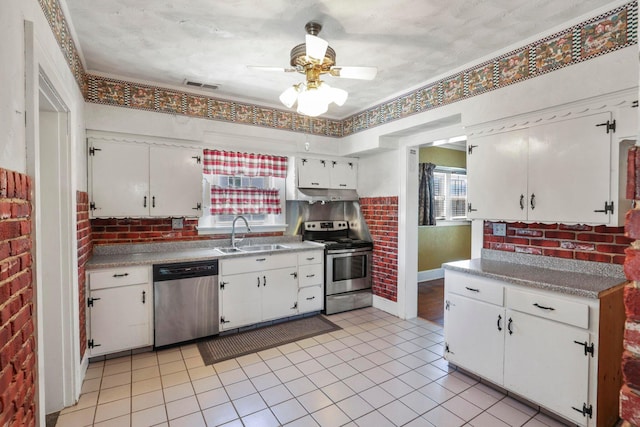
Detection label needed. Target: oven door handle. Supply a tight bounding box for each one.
[326,248,373,256]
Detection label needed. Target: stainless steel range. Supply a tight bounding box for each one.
[302,220,373,314]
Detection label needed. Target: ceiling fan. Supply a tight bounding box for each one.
[249,21,378,116]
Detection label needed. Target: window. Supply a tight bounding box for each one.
[197,149,288,233]
[434,167,467,220]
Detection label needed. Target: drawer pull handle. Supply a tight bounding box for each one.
[533,303,555,311]
[256,258,266,262]
[306,296,315,300]
[306,257,315,261]
[507,318,513,335]
[465,287,479,292]
[306,274,315,278]
[497,315,502,331]
[113,273,129,278]
[142,291,146,304]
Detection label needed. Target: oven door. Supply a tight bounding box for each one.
[326,248,372,295]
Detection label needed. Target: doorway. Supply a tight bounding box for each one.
[416,140,470,325]
[35,72,78,414]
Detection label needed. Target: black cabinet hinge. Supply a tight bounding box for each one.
[89,201,96,211]
[192,155,201,164]
[467,203,477,213]
[594,201,614,215]
[468,144,478,155]
[574,340,595,357]
[445,300,450,311]
[220,316,230,324]
[632,100,638,108]
[88,339,101,349]
[445,343,449,353]
[192,202,202,211]
[595,119,616,134]
[89,146,102,156]
[220,281,227,290]
[572,403,593,419]
[87,297,100,307]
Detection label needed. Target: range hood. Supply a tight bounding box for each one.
[290,187,360,202]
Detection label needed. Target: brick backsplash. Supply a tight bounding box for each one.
[0,169,36,427]
[77,192,92,359]
[360,197,398,302]
[91,218,282,245]
[484,221,631,264]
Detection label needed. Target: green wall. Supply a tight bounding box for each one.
[418,146,471,272]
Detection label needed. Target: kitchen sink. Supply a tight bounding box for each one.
[215,244,289,254]
[240,244,289,252]
[215,247,244,254]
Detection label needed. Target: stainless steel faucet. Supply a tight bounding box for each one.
[231,215,250,248]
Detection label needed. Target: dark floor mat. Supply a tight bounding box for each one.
[198,315,341,366]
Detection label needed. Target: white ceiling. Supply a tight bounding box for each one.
[64,0,615,119]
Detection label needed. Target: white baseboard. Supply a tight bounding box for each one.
[418,268,444,282]
[372,295,398,317]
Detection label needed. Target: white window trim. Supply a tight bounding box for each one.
[434,166,467,224]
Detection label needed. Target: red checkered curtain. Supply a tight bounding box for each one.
[203,149,288,178]
[210,188,282,215]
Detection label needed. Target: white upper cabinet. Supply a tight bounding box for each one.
[294,156,358,190]
[89,140,150,218]
[297,157,331,188]
[466,128,528,222]
[149,146,203,217]
[466,95,636,226]
[330,160,358,189]
[89,136,203,218]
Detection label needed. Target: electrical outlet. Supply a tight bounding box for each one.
[493,223,507,236]
[172,218,184,229]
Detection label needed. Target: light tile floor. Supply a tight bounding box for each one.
[55,307,573,427]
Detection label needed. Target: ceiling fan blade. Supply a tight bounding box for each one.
[247,66,297,73]
[329,66,377,80]
[305,34,328,61]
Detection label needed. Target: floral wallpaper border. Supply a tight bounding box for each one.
[39,0,637,138]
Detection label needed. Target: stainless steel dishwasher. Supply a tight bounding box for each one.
[153,259,219,347]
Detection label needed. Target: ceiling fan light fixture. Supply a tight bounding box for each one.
[279,85,299,108]
[296,87,329,117]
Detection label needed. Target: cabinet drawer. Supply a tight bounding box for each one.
[89,266,149,290]
[221,253,296,276]
[445,270,504,306]
[298,286,323,313]
[299,264,323,287]
[506,288,589,329]
[298,251,323,266]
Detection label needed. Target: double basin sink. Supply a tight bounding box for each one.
[215,244,289,254]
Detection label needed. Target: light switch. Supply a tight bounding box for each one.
[493,223,507,236]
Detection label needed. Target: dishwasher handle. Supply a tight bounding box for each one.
[153,260,219,281]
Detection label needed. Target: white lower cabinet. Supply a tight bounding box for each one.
[219,254,298,330]
[504,309,589,426]
[444,293,504,385]
[297,250,324,314]
[444,269,624,427]
[87,266,153,356]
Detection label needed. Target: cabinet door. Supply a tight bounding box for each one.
[298,285,323,313]
[504,310,590,426]
[89,284,151,355]
[528,112,611,224]
[150,146,203,217]
[466,129,528,221]
[220,273,262,330]
[297,158,331,188]
[444,293,505,385]
[330,160,357,189]
[89,140,149,218]
[262,267,299,321]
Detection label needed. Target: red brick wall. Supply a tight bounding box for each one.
[360,197,398,302]
[0,169,36,427]
[77,192,92,359]
[91,218,282,245]
[484,221,630,264]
